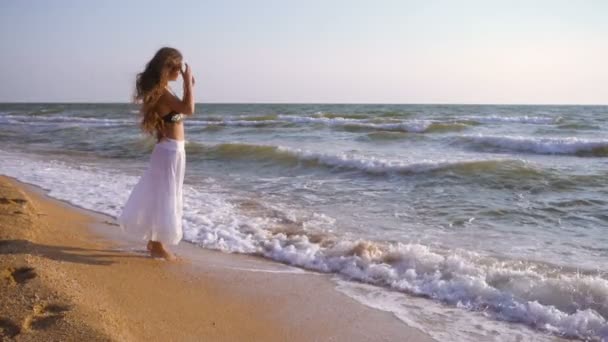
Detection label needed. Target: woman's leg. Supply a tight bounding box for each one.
[148,241,176,260]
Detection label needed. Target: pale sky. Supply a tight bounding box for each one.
[1,0,606,104]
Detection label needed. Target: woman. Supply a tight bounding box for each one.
[118,47,195,260]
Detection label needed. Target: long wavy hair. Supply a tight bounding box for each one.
[134,47,183,141]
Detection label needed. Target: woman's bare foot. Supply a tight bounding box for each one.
[148,241,176,261]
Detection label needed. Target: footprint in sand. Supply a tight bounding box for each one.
[0,303,71,338]
[6,267,37,285]
[0,197,27,205]
[24,303,71,331]
[0,318,21,339]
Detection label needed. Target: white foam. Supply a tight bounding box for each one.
[254,114,557,131]
[465,115,559,124]
[333,279,561,342]
[2,149,607,340]
[278,115,360,123]
[462,134,608,155]
[345,120,433,132]
[278,115,433,132]
[188,119,283,127]
[263,241,608,340]
[0,114,133,127]
[188,115,375,130]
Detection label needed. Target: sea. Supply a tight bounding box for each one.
[1,102,607,341]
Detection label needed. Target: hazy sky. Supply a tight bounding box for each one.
[1,0,606,104]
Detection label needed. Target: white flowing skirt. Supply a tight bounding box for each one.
[118,138,186,245]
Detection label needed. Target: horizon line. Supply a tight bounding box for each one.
[1,101,607,106]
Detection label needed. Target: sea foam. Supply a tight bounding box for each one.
[461,134,608,156]
[464,115,559,124]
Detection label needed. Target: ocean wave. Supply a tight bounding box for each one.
[188,119,285,127]
[278,115,469,133]
[2,150,606,340]
[557,123,601,130]
[5,112,559,133]
[278,115,363,125]
[251,238,608,341]
[313,112,371,119]
[0,114,281,128]
[186,113,559,132]
[461,134,608,157]
[364,131,410,141]
[342,121,469,133]
[194,142,537,176]
[0,114,133,126]
[191,114,561,133]
[179,115,470,133]
[367,110,414,118]
[464,115,560,124]
[30,107,66,115]
[238,114,279,121]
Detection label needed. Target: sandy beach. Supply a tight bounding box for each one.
[0,174,434,341]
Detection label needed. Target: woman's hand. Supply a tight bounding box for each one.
[181,63,195,86]
[179,62,195,114]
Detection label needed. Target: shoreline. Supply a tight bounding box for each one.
[0,174,435,341]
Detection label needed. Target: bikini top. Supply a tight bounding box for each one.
[162,111,184,124]
[161,86,184,124]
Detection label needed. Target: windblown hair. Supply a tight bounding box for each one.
[134,47,183,141]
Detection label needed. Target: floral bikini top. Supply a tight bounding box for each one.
[162,111,183,123]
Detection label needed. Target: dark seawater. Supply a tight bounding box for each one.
[1,103,607,341]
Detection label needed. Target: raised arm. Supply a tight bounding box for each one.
[164,63,195,115]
